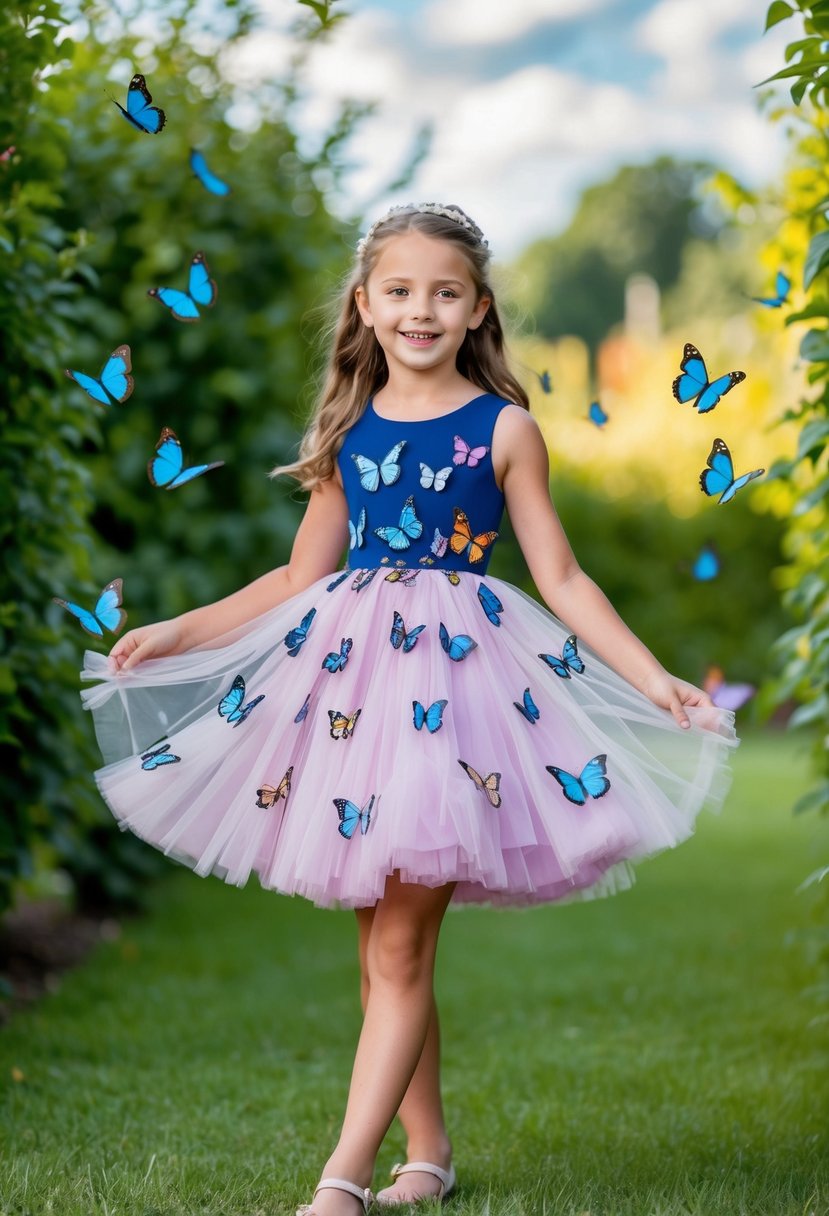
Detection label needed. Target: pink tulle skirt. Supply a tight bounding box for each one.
[80,567,738,909]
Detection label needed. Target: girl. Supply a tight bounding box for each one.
[81,203,737,1216]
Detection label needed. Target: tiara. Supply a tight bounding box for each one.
[356,203,489,257]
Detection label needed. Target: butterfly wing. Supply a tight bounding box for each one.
[588,400,608,427]
[691,543,720,581]
[93,579,127,635]
[147,286,201,322]
[546,765,587,805]
[187,252,217,309]
[53,597,103,637]
[141,743,180,770]
[348,506,366,550]
[63,368,112,406]
[694,370,745,415]
[431,528,449,557]
[477,582,503,627]
[334,798,361,839]
[424,700,447,733]
[710,680,756,711]
[294,693,311,723]
[412,701,426,731]
[672,343,709,405]
[467,529,498,564]
[189,149,231,196]
[379,441,406,486]
[256,785,278,808]
[359,795,374,835]
[578,754,611,800]
[719,466,765,505]
[699,438,735,501]
[98,345,134,403]
[561,635,585,675]
[449,508,472,556]
[439,622,477,662]
[218,675,245,722]
[452,436,471,466]
[148,428,183,487]
[233,694,264,726]
[353,454,381,493]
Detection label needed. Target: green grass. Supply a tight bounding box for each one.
[1,730,827,1216]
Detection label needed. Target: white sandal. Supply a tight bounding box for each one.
[376,1161,457,1205]
[296,1176,374,1215]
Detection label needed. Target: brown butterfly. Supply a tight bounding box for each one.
[256,767,292,809]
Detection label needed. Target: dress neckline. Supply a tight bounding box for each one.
[369,392,492,425]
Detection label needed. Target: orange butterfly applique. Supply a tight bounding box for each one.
[449,508,498,564]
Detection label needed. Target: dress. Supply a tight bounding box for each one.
[80,392,738,909]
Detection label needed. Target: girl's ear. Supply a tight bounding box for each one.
[354,284,374,329]
[468,294,491,331]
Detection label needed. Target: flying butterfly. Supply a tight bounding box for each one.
[535,370,552,394]
[64,345,134,407]
[419,462,453,491]
[539,635,585,679]
[477,582,503,627]
[546,755,610,806]
[328,708,362,740]
[218,675,265,726]
[449,508,498,564]
[284,607,316,656]
[256,767,292,808]
[374,495,423,551]
[513,687,540,724]
[453,435,489,467]
[439,622,477,662]
[699,438,764,505]
[335,794,375,839]
[189,148,231,196]
[147,427,224,490]
[53,578,127,639]
[390,610,425,653]
[322,637,353,673]
[352,441,406,492]
[140,742,180,770]
[753,270,790,309]
[111,73,166,134]
[703,665,756,711]
[672,343,745,415]
[691,542,721,582]
[148,251,217,322]
[348,507,366,550]
[588,400,608,428]
[412,699,447,734]
[458,759,502,808]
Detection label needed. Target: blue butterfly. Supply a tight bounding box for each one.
[53,578,127,639]
[477,582,503,627]
[390,610,425,653]
[189,148,231,196]
[64,345,134,407]
[412,699,447,733]
[335,794,375,839]
[326,570,350,592]
[513,688,540,724]
[536,370,552,394]
[148,252,217,322]
[672,343,745,414]
[753,270,790,309]
[699,438,765,505]
[284,608,316,656]
[374,495,423,551]
[348,507,366,550]
[539,635,585,679]
[588,400,608,428]
[353,441,406,492]
[691,542,721,582]
[140,742,180,770]
[111,74,166,134]
[322,637,353,673]
[218,675,265,726]
[546,755,610,805]
[294,692,311,723]
[439,622,478,662]
[147,427,224,490]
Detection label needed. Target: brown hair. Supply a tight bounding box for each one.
[271,204,530,490]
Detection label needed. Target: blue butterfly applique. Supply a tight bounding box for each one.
[147,427,224,489]
[111,74,166,134]
[140,742,180,770]
[419,463,452,491]
[588,400,608,427]
[294,692,311,723]
[477,582,503,627]
[412,699,447,733]
[53,578,127,639]
[513,688,540,724]
[189,148,231,196]
[218,675,265,726]
[439,622,477,662]
[753,270,790,309]
[64,345,134,406]
[326,570,350,592]
[539,635,585,678]
[672,343,746,414]
[322,637,353,673]
[348,506,366,550]
[546,755,610,805]
[390,610,425,653]
[691,542,721,581]
[335,794,375,839]
[374,495,423,551]
[148,252,217,322]
[284,608,316,656]
[699,438,764,505]
[353,441,406,492]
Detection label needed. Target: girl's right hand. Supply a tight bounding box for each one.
[109,620,183,673]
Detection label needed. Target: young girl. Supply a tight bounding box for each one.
[81,203,737,1216]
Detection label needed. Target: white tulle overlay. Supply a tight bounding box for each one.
[80,569,738,909]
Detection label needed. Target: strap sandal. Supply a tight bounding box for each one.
[376,1161,457,1205]
[296,1176,375,1216]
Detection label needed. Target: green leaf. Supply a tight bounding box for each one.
[804,230,829,289]
[766,0,795,30]
[789,694,829,728]
[792,783,829,816]
[799,327,829,361]
[793,474,829,514]
[797,416,829,460]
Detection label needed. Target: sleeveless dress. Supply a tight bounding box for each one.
[80,393,738,909]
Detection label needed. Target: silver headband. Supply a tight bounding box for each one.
[356,203,489,258]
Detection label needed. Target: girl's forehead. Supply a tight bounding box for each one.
[369,231,475,281]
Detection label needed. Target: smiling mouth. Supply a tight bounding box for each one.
[400,330,440,342]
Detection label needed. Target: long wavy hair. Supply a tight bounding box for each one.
[271,205,530,489]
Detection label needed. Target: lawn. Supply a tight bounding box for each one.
[1,730,827,1216]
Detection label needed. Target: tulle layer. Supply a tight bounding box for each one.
[80,568,738,909]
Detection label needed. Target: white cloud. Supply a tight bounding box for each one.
[423,0,612,46]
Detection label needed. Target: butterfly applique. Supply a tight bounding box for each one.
[148,251,217,322]
[390,611,425,653]
[351,568,379,592]
[535,370,552,394]
[147,427,224,490]
[753,270,790,309]
[672,343,746,414]
[477,583,503,627]
[384,567,419,585]
[443,570,461,586]
[539,635,585,679]
[412,699,447,734]
[448,508,498,565]
[439,622,477,662]
[256,767,292,808]
[140,742,180,770]
[294,693,311,723]
[419,463,453,491]
[699,438,764,504]
[352,441,406,492]
[322,637,353,673]
[335,794,375,839]
[374,495,423,551]
[64,345,134,406]
[458,760,502,808]
[348,507,366,550]
[703,666,756,711]
[53,578,127,639]
[453,436,489,467]
[189,148,231,196]
[326,570,350,592]
[546,755,610,805]
[691,542,721,582]
[328,708,362,740]
[111,74,166,134]
[588,401,608,428]
[513,688,540,724]
[284,608,316,656]
[218,675,265,726]
[431,528,449,558]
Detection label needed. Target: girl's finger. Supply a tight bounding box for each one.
[671,696,690,729]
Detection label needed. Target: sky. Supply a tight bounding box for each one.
[221,0,794,258]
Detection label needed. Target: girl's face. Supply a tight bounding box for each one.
[355,231,490,377]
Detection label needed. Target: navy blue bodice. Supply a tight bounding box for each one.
[338,392,509,574]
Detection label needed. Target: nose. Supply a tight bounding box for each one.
[409,296,434,321]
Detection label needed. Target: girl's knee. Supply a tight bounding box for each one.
[367,919,435,989]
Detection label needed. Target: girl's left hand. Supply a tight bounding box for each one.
[641,669,714,730]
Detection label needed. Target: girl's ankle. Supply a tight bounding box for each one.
[404,1134,453,1166]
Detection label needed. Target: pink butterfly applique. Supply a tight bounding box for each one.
[431,528,449,557]
[453,435,489,467]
